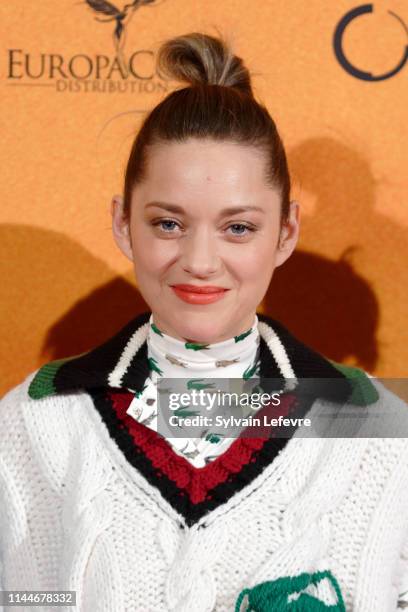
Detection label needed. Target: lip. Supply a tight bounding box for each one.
[171,284,228,294]
[170,284,230,305]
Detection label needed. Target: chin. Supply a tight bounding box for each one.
[181,321,229,344]
[168,315,227,344]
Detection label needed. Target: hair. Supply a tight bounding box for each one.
[123,32,291,225]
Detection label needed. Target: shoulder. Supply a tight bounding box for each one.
[1,368,89,418]
[333,363,408,414]
[0,370,42,445]
[0,369,95,494]
[307,370,408,509]
[0,365,91,432]
[305,365,408,477]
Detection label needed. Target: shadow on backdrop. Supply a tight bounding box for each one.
[263,136,408,375]
[265,249,379,371]
[0,224,147,395]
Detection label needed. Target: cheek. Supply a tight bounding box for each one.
[229,240,277,280]
[133,246,162,273]
[131,228,174,273]
[130,233,169,300]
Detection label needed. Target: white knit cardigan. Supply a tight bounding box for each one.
[1,371,408,612]
[2,309,408,612]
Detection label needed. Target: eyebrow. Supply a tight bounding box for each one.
[145,201,265,216]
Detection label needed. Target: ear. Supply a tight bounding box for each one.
[111,194,134,262]
[275,200,300,267]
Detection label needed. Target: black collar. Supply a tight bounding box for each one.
[28,311,378,406]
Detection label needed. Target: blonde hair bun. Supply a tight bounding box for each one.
[156,31,253,96]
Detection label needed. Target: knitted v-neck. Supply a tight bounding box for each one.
[80,315,346,526]
[88,383,301,526]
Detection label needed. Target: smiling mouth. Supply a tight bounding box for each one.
[170,285,229,294]
[170,285,230,305]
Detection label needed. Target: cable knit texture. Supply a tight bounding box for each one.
[1,312,408,612]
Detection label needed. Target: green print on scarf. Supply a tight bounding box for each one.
[243,362,258,380]
[205,432,225,443]
[235,570,346,612]
[234,329,253,342]
[172,406,200,419]
[147,357,164,376]
[134,383,148,399]
[187,379,216,391]
[184,342,210,351]
[150,323,164,336]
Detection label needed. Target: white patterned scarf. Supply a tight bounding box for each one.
[126,313,262,467]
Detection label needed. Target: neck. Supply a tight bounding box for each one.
[146,313,261,375]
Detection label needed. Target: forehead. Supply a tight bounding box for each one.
[132,139,280,208]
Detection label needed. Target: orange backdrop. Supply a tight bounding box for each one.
[1,0,407,396]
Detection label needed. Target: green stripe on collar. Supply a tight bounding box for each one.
[26,311,380,408]
[28,357,74,400]
[329,362,379,406]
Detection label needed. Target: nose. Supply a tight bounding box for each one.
[179,227,221,277]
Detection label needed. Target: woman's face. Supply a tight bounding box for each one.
[112,138,299,343]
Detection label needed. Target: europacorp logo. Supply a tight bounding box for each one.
[6,0,169,93]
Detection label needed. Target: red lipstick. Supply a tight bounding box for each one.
[170,284,229,305]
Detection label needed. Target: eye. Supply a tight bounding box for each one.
[227,223,256,237]
[151,219,257,238]
[152,219,181,233]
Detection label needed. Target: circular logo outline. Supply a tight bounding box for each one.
[333,3,408,81]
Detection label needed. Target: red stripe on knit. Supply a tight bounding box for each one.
[107,390,297,505]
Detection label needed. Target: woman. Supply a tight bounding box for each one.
[1,32,407,612]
